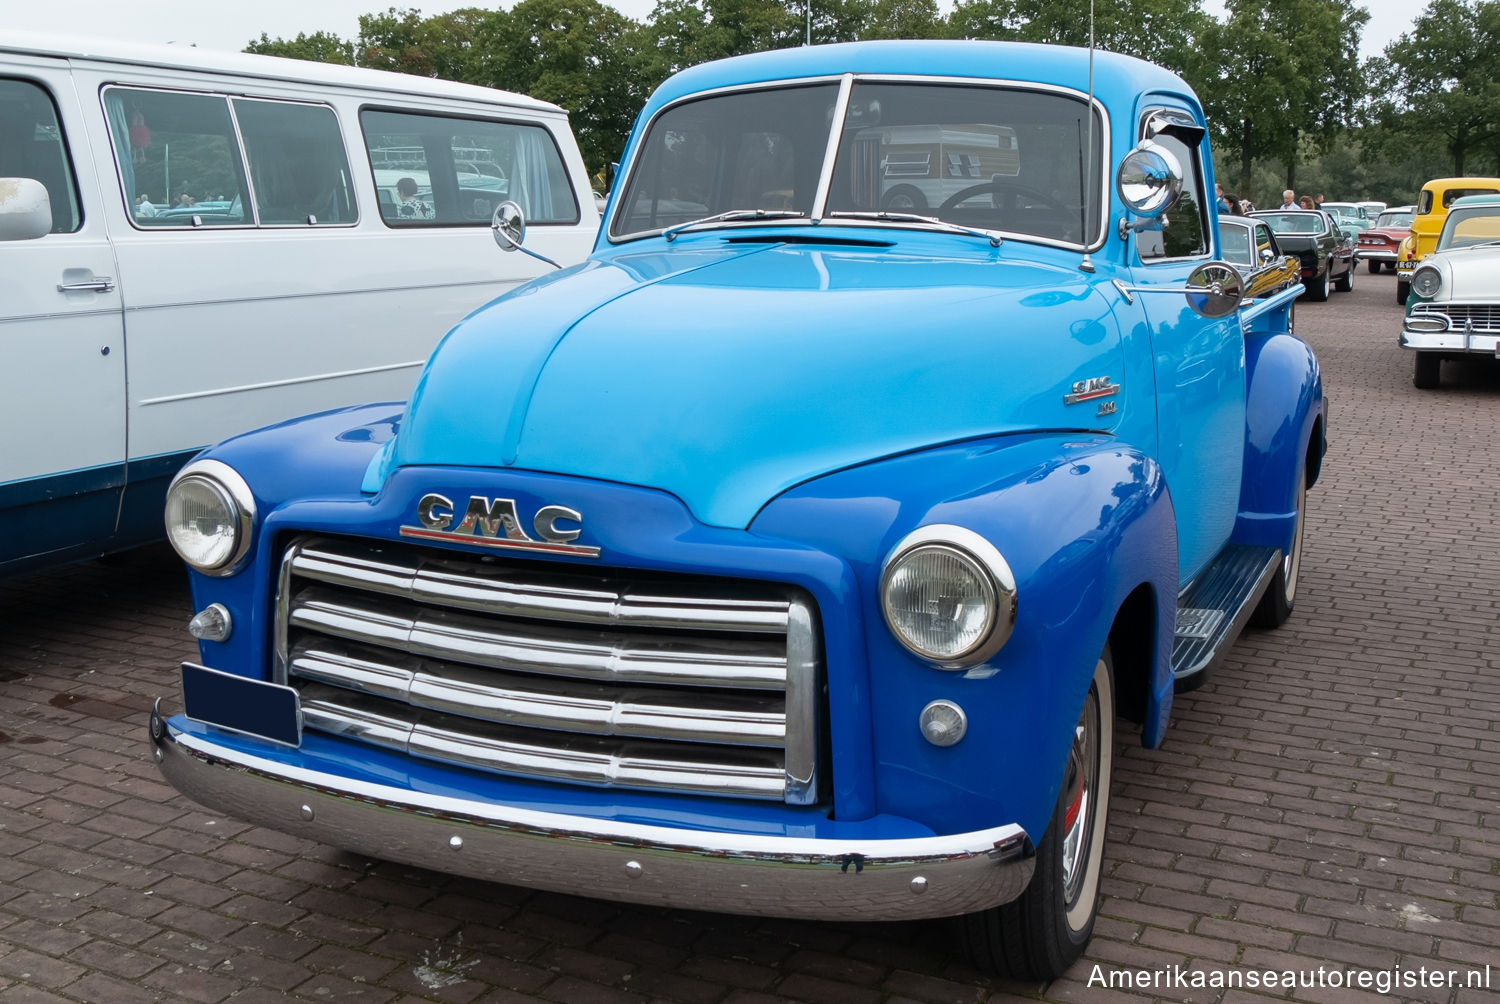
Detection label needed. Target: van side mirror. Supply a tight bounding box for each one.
[0,178,52,242]
[491,201,561,270]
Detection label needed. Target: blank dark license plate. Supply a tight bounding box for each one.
[181,662,301,747]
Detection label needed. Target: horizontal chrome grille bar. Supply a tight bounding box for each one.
[291,542,790,633]
[288,588,788,690]
[290,640,787,746]
[300,685,788,799]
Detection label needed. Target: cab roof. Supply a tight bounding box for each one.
[643,40,1198,119]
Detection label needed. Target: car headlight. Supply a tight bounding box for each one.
[1411,266,1442,299]
[880,524,1017,668]
[164,459,256,576]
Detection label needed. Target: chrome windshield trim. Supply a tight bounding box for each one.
[810,74,854,222]
[152,708,1035,922]
[608,73,1111,251]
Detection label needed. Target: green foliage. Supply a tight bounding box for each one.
[1378,0,1500,174]
[245,30,357,65]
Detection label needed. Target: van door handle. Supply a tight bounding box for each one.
[57,277,116,293]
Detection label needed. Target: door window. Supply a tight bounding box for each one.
[103,88,250,226]
[0,77,81,233]
[1135,110,1208,262]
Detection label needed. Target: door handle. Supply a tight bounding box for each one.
[57,277,116,293]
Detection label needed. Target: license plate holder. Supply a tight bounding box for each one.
[181,662,301,747]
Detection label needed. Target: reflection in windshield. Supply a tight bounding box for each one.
[826,83,1102,245]
[611,84,840,238]
[610,79,1103,246]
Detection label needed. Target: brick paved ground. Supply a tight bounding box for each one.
[1,269,1497,1003]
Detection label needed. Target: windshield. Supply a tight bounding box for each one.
[1255,212,1322,235]
[611,79,1103,246]
[1375,210,1413,229]
[1437,206,1500,250]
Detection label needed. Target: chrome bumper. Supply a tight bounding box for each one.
[150,702,1035,921]
[1357,249,1396,261]
[1400,328,1500,355]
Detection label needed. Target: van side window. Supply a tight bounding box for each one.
[362,109,579,227]
[103,88,251,227]
[0,78,82,233]
[234,99,356,225]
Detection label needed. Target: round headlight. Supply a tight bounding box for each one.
[880,525,1017,668]
[164,460,255,575]
[1411,266,1442,299]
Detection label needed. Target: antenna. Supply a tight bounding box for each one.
[1079,0,1096,273]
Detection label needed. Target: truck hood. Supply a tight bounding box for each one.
[383,239,1125,529]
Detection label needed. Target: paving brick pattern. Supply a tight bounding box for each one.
[2,269,1497,1002]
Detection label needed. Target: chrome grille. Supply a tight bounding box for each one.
[275,537,822,803]
[1411,302,1500,332]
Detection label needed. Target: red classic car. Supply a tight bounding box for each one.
[1357,205,1415,273]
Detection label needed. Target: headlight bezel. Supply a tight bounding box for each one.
[879,524,1017,669]
[1411,265,1443,299]
[164,459,257,576]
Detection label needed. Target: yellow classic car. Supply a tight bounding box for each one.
[1394,176,1500,304]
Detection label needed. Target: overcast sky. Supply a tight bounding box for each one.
[11,0,1416,62]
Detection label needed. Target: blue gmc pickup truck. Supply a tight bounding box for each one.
[150,40,1324,979]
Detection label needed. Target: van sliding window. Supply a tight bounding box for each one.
[361,108,578,228]
[103,87,353,229]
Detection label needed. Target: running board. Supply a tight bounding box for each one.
[1172,544,1282,691]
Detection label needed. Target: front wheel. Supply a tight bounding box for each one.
[1397,278,1410,305]
[957,651,1114,980]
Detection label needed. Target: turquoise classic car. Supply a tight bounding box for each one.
[149,40,1326,980]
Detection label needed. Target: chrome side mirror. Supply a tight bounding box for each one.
[0,177,52,242]
[1115,140,1182,236]
[491,200,561,270]
[1185,262,1244,318]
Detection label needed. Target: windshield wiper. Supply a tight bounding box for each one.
[661,209,806,241]
[825,210,1002,246]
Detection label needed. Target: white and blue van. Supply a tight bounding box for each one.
[0,32,597,578]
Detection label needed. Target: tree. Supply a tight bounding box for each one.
[245,31,356,65]
[1195,0,1366,196]
[946,0,1209,74]
[1380,0,1500,174]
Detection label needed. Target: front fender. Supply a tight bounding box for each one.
[753,432,1176,842]
[1235,329,1325,555]
[175,403,402,678]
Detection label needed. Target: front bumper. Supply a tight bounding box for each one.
[1400,326,1500,356]
[150,702,1036,921]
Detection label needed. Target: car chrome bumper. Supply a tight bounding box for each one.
[1400,329,1500,355]
[1357,249,1396,261]
[149,702,1036,921]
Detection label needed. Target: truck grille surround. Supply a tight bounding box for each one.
[273,536,824,804]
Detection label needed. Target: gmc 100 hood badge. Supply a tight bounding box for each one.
[400,493,602,557]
